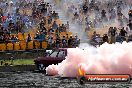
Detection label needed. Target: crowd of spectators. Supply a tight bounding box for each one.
[90,25,132,46]
[60,0,132,46]
[0,0,80,51]
[63,0,131,29]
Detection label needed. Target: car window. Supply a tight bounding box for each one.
[58,51,65,58]
[50,51,58,57]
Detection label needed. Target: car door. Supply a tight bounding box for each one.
[47,51,59,65]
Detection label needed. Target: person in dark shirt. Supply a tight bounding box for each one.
[103,34,109,43]
[48,16,52,25]
[48,27,54,33]
[83,3,88,14]
[62,36,67,48]
[128,10,132,21]
[34,33,40,40]
[101,10,106,19]
[59,24,66,32]
[119,27,127,41]
[0,35,4,43]
[0,24,4,36]
[128,35,132,42]
[56,36,61,48]
[119,27,127,37]
[52,11,56,18]
[40,20,45,30]
[52,21,58,30]
[128,20,132,30]
[26,34,31,49]
[68,36,73,48]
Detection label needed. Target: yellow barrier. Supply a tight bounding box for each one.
[0,44,6,51]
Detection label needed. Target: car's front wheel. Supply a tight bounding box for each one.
[37,63,46,72]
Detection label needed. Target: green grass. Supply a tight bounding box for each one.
[0,59,35,66]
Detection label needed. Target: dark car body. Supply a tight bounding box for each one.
[34,48,67,71]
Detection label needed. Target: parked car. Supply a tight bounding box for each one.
[34,48,67,71]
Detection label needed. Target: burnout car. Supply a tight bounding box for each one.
[34,48,67,71]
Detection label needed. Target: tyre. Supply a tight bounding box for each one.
[77,76,86,85]
[37,63,46,72]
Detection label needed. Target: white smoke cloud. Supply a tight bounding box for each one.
[46,42,132,77]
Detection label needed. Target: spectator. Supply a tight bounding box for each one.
[0,24,4,36]
[34,33,40,40]
[103,34,109,43]
[101,10,106,19]
[56,36,61,48]
[48,16,52,25]
[128,35,132,42]
[73,35,80,47]
[119,27,127,37]
[0,35,4,43]
[52,11,56,18]
[91,31,97,39]
[127,20,132,31]
[39,20,45,30]
[39,31,46,48]
[109,27,117,44]
[68,36,73,48]
[48,27,54,33]
[62,36,67,48]
[94,34,103,46]
[52,21,58,30]
[83,2,88,14]
[59,24,66,32]
[26,34,31,49]
[48,37,53,48]
[11,35,17,42]
[65,21,69,30]
[128,10,132,21]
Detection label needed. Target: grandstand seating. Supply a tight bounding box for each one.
[24,33,28,40]
[0,7,73,52]
[27,41,34,50]
[34,41,40,49]
[20,41,26,50]
[18,33,24,40]
[42,41,48,49]
[7,43,13,51]
[14,43,20,50]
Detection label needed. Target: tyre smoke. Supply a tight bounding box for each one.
[46,42,132,77]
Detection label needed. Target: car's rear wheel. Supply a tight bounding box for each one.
[38,64,46,72]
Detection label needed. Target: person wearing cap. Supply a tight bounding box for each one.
[68,35,73,48]
[62,36,67,48]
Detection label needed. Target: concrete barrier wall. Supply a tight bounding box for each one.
[0,65,36,72]
[0,50,46,60]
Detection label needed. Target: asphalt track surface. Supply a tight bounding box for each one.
[0,72,131,88]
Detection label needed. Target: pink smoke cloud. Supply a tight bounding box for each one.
[46,42,132,77]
